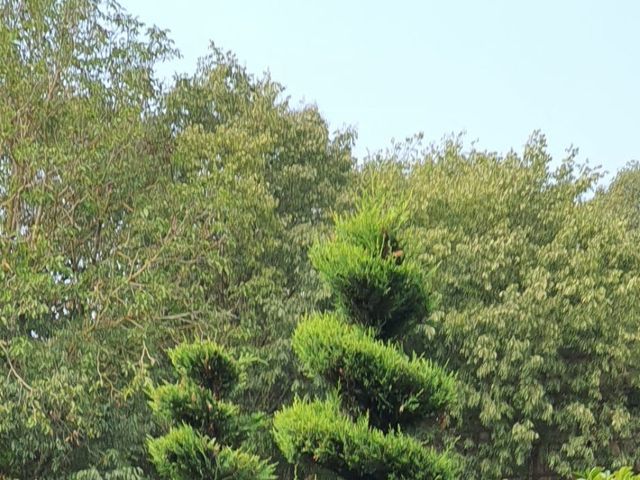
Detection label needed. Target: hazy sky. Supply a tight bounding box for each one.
[121,0,639,181]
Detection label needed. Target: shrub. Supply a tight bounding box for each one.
[274,395,456,480]
[147,425,274,480]
[308,199,430,339]
[292,312,456,429]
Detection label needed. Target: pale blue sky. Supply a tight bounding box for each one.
[122,0,639,181]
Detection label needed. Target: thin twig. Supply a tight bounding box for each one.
[0,342,33,392]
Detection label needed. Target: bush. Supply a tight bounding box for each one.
[167,342,240,399]
[309,199,430,339]
[148,381,239,443]
[274,395,456,480]
[147,425,274,480]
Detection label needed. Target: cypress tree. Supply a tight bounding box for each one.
[147,341,275,480]
[273,198,458,479]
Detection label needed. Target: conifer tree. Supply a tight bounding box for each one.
[273,197,458,479]
[147,341,275,480]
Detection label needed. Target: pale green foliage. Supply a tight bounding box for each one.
[577,467,640,480]
[598,161,640,230]
[363,133,640,478]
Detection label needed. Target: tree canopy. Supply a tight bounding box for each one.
[1,1,639,479]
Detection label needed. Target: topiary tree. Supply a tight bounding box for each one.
[273,197,459,479]
[147,341,275,480]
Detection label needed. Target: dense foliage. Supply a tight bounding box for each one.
[0,0,351,477]
[360,137,640,478]
[577,467,640,480]
[147,341,275,479]
[1,1,639,479]
[273,200,458,479]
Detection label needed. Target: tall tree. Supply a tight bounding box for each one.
[361,133,640,478]
[0,0,176,476]
[0,1,355,476]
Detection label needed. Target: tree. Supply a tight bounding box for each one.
[133,46,356,416]
[147,340,275,479]
[0,0,176,476]
[598,160,640,231]
[361,133,640,478]
[273,197,458,479]
[0,1,354,476]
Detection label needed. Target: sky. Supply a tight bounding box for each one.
[121,0,639,182]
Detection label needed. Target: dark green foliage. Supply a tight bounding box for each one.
[273,396,457,480]
[147,341,275,479]
[293,312,456,429]
[309,200,430,339]
[168,342,239,399]
[147,425,274,480]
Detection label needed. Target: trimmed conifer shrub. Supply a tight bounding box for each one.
[273,197,459,479]
[147,341,275,479]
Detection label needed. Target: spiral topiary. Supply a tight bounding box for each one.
[273,197,459,479]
